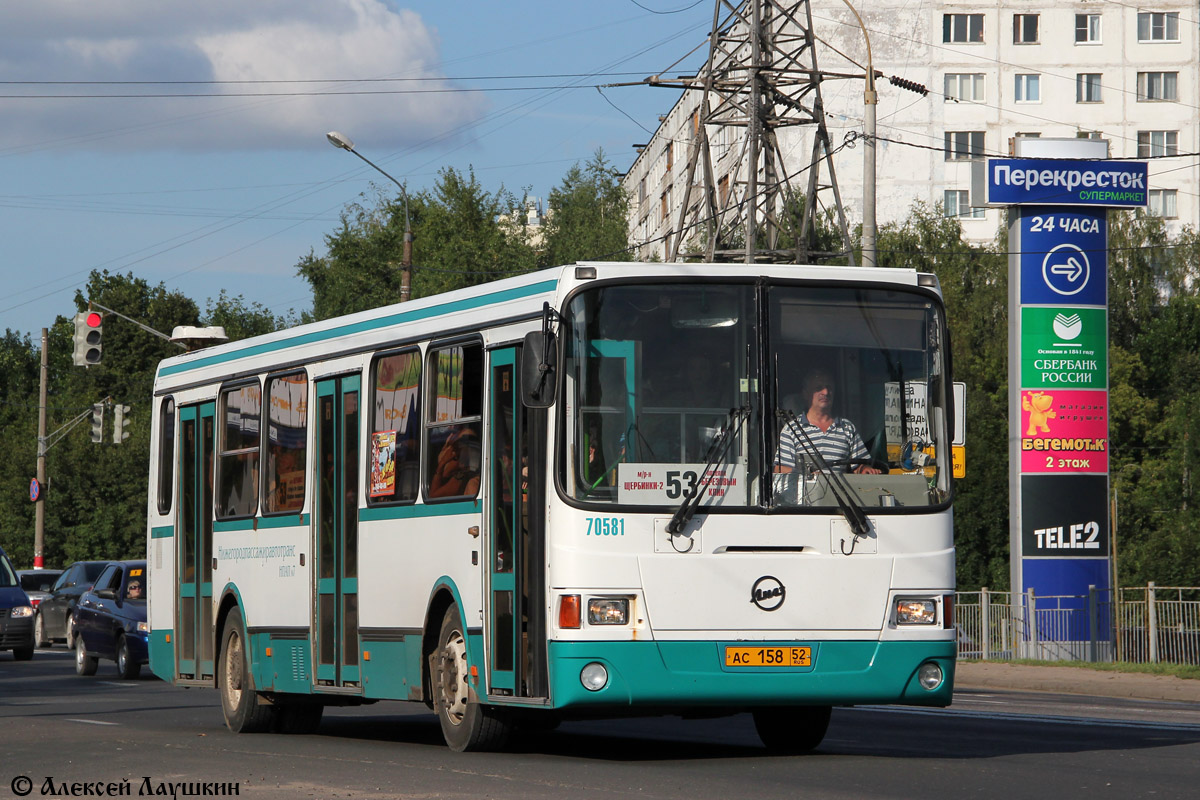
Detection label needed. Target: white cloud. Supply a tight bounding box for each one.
[0,1,485,152]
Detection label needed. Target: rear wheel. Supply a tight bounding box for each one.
[34,614,49,648]
[65,615,76,648]
[429,605,510,752]
[75,636,98,676]
[116,635,141,679]
[218,607,275,733]
[753,705,832,754]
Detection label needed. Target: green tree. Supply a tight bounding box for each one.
[299,168,537,320]
[541,150,631,267]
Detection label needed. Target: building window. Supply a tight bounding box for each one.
[1138,130,1178,158]
[1076,131,1103,140]
[1137,72,1178,102]
[1148,189,1178,218]
[944,73,985,102]
[1137,12,1179,42]
[665,142,673,171]
[1075,13,1101,44]
[944,131,984,161]
[944,190,985,219]
[1014,74,1040,103]
[1013,14,1039,44]
[943,14,983,43]
[1076,74,1102,103]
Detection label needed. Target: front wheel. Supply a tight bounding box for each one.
[218,607,275,733]
[117,635,141,680]
[429,605,510,752]
[753,706,832,754]
[34,614,49,648]
[75,636,98,676]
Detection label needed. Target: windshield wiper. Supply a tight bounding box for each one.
[666,406,750,535]
[778,410,872,549]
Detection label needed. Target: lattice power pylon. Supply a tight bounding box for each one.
[655,0,858,264]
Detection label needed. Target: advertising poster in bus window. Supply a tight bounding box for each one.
[370,430,397,497]
[1020,389,1108,473]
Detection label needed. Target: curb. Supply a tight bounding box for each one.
[954,661,1200,703]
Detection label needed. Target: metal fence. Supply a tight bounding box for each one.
[955,584,1200,666]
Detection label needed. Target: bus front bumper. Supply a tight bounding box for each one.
[547,639,955,710]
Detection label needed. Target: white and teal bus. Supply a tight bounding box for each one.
[146,262,957,752]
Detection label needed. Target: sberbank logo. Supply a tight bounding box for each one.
[1052,313,1082,341]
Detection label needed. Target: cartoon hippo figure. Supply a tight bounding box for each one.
[1023,391,1056,436]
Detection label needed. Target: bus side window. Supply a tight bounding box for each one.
[217,382,262,518]
[264,371,308,514]
[368,349,422,504]
[157,396,175,514]
[425,341,483,500]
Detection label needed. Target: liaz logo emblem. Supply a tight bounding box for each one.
[750,576,786,611]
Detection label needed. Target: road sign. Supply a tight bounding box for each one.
[30,478,42,502]
[1019,207,1107,306]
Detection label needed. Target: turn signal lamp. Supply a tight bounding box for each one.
[559,595,581,629]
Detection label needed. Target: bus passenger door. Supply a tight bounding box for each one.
[177,402,215,681]
[487,348,546,699]
[314,375,361,689]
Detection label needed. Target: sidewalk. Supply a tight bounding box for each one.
[955,661,1200,703]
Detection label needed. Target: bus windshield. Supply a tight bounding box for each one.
[561,280,951,511]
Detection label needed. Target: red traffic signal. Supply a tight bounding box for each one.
[73,311,104,366]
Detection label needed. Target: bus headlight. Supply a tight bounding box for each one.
[895,598,938,625]
[580,662,609,691]
[917,662,944,691]
[587,598,629,625]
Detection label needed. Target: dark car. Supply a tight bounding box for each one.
[17,569,63,612]
[74,560,149,679]
[35,560,110,647]
[1,546,35,661]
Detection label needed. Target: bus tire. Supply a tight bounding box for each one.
[430,605,510,752]
[75,636,98,676]
[218,607,275,733]
[753,705,831,754]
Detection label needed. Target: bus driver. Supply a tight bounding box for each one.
[776,369,880,476]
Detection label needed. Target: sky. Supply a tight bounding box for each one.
[0,1,712,340]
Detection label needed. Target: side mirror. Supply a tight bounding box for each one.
[95,589,116,600]
[521,330,558,408]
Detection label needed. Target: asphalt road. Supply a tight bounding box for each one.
[3,648,1199,800]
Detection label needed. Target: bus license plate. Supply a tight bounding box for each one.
[724,646,812,668]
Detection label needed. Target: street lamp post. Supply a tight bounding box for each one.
[840,1,876,268]
[326,131,414,302]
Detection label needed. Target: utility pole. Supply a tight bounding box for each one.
[637,0,856,264]
[34,328,48,568]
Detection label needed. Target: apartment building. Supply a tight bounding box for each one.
[623,2,1199,259]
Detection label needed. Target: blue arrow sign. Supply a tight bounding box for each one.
[1019,207,1107,306]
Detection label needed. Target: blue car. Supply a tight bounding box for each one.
[73,560,149,679]
[0,546,35,661]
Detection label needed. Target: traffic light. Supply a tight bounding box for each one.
[72,310,104,366]
[90,403,105,443]
[113,404,131,444]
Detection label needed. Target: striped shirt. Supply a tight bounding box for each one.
[776,414,868,473]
